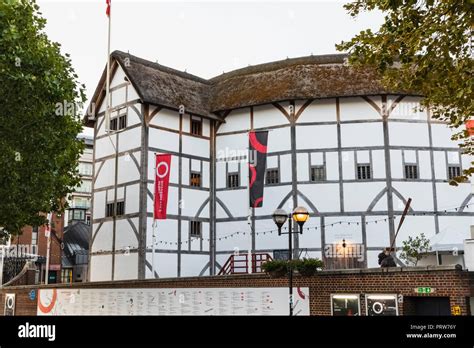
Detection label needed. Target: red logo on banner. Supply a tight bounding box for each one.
[154,154,171,219]
[466,120,474,136]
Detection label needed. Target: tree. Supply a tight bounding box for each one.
[337,0,474,184]
[0,0,85,238]
[399,233,431,266]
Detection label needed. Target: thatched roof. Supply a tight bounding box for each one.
[85,51,405,126]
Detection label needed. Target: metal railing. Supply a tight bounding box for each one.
[218,253,273,275]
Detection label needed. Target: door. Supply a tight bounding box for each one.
[413,297,450,315]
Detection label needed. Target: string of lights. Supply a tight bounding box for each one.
[91,201,472,254]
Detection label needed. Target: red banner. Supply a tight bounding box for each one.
[154,154,171,219]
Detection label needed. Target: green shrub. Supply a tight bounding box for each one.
[262,260,288,277]
[294,258,324,276]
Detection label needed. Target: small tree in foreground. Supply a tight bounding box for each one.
[399,233,432,266]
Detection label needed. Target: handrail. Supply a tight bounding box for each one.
[218,253,273,275]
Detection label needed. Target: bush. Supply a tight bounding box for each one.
[294,258,324,276]
[262,260,288,277]
[262,258,324,277]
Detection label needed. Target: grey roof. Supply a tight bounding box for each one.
[85,51,413,126]
[62,221,91,267]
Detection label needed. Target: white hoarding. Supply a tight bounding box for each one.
[37,287,310,316]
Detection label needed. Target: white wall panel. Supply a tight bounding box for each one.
[218,108,250,133]
[95,136,117,159]
[339,97,381,120]
[89,255,112,281]
[341,151,355,180]
[389,96,425,120]
[93,191,106,219]
[418,151,431,179]
[94,159,115,189]
[299,184,340,212]
[326,152,339,180]
[365,218,390,247]
[324,216,363,244]
[115,218,139,249]
[344,182,387,212]
[371,150,386,179]
[91,221,113,252]
[390,150,403,179]
[341,123,383,147]
[149,128,179,152]
[389,122,429,146]
[297,153,309,181]
[280,154,292,183]
[253,104,288,128]
[297,99,336,123]
[114,254,138,280]
[296,125,337,149]
[125,184,140,214]
[182,135,209,158]
[118,127,141,153]
[392,182,434,211]
[149,108,180,130]
[268,127,290,152]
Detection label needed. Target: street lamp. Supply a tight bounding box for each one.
[272,206,309,316]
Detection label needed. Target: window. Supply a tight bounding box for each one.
[448,166,461,180]
[190,221,202,237]
[404,164,418,179]
[106,202,115,217]
[116,200,125,216]
[73,197,90,209]
[357,164,371,180]
[266,168,279,185]
[118,113,127,130]
[227,172,239,188]
[72,209,85,221]
[191,117,202,136]
[31,226,38,245]
[76,180,92,193]
[190,172,201,187]
[78,162,93,176]
[86,215,91,225]
[109,118,118,131]
[61,269,72,284]
[311,166,326,182]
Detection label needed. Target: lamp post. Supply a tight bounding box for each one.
[272,206,309,316]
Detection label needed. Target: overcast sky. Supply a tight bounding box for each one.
[36,0,383,135]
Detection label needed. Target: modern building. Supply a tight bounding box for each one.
[64,135,93,227]
[61,221,91,283]
[85,51,474,281]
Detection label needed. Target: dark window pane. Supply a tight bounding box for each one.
[357,165,371,180]
[311,166,326,182]
[227,173,239,188]
[190,172,201,187]
[191,119,202,136]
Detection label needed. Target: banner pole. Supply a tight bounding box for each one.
[247,132,253,274]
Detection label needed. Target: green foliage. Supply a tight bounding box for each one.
[399,233,432,266]
[262,258,324,277]
[262,259,288,277]
[337,1,474,183]
[0,0,85,236]
[293,258,324,276]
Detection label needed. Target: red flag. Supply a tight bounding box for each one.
[466,120,474,136]
[154,154,171,219]
[106,0,111,17]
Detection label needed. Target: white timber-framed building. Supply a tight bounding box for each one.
[85,51,474,281]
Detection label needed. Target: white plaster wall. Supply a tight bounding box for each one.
[181,189,210,218]
[149,128,179,153]
[89,255,112,281]
[117,127,141,153]
[217,108,250,133]
[389,96,425,120]
[297,98,336,123]
[253,104,289,128]
[117,153,140,185]
[124,184,140,214]
[91,221,113,252]
[280,154,292,183]
[148,253,177,278]
[341,151,355,180]
[344,182,387,212]
[339,97,381,120]
[93,191,106,219]
[149,108,180,130]
[182,135,209,158]
[268,127,291,153]
[299,184,340,212]
[296,125,337,149]
[217,190,248,218]
[371,150,386,179]
[114,253,138,280]
[95,135,117,159]
[94,159,115,189]
[180,255,210,276]
[392,182,434,211]
[365,218,390,247]
[341,123,384,147]
[114,218,139,250]
[389,122,429,146]
[146,217,178,249]
[418,151,432,179]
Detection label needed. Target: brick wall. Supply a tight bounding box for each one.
[0,266,472,316]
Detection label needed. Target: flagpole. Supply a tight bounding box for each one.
[152,220,156,278]
[45,213,52,285]
[247,133,253,274]
[105,1,112,132]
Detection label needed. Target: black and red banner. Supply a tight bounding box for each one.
[154,154,171,219]
[249,130,269,208]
